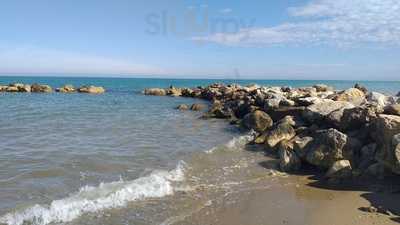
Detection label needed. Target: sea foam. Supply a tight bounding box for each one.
[0,162,186,225]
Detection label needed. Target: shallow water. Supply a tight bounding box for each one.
[0,77,399,225]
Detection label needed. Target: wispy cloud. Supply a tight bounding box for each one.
[219,8,233,14]
[193,0,400,47]
[0,46,164,75]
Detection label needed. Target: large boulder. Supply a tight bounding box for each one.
[305,129,353,169]
[372,115,400,174]
[384,104,400,116]
[337,106,378,131]
[144,88,166,96]
[242,110,273,133]
[303,100,354,123]
[56,85,75,93]
[31,84,52,93]
[77,86,105,94]
[264,121,296,149]
[278,140,301,172]
[367,92,395,108]
[333,88,366,104]
[190,103,207,111]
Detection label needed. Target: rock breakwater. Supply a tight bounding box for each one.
[145,84,400,181]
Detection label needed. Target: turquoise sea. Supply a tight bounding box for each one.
[0,76,399,225]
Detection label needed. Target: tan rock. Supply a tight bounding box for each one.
[77,86,105,94]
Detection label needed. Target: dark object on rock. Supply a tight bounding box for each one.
[313,84,332,92]
[176,104,189,110]
[56,85,75,93]
[190,103,207,111]
[397,91,400,97]
[384,104,400,116]
[242,110,273,133]
[279,140,301,172]
[354,83,368,93]
[31,83,52,93]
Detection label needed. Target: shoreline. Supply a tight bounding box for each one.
[144,82,400,224]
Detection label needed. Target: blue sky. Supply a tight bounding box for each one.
[0,0,399,80]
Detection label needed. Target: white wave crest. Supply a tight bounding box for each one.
[205,131,256,154]
[0,162,186,225]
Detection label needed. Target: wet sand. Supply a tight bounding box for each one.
[167,141,400,225]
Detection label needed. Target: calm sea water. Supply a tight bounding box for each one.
[0,76,399,225]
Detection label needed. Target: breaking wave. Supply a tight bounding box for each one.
[0,162,186,225]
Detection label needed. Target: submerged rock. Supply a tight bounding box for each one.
[242,110,273,133]
[78,86,105,94]
[176,104,189,110]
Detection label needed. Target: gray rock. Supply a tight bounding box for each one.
[367,92,395,108]
[242,110,273,133]
[372,114,400,174]
[305,129,351,169]
[293,136,314,159]
[384,104,400,116]
[303,100,354,123]
[279,140,301,172]
[338,106,378,131]
[325,160,352,178]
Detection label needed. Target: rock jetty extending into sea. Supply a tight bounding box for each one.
[0,83,105,94]
[145,84,400,181]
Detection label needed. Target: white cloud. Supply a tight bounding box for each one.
[220,8,233,14]
[193,0,400,47]
[0,46,164,75]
